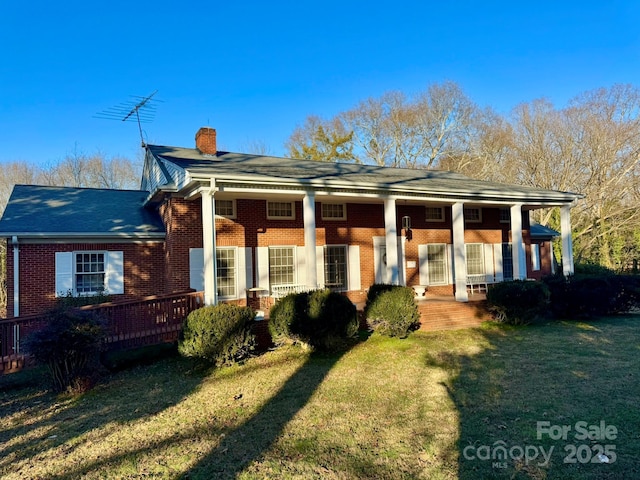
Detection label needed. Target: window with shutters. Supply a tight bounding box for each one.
[216,247,237,297]
[426,244,447,284]
[75,252,105,294]
[324,245,348,289]
[269,247,295,286]
[465,244,485,275]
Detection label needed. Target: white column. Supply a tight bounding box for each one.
[561,204,575,275]
[384,198,400,285]
[201,184,218,305]
[303,192,318,288]
[452,202,468,302]
[510,204,525,280]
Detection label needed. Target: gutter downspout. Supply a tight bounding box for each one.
[12,236,19,317]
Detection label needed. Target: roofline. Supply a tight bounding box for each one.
[1,232,165,240]
[185,175,582,204]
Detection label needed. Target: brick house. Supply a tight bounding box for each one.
[0,127,580,318]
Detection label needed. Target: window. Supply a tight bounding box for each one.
[75,252,105,294]
[426,244,447,284]
[269,247,295,286]
[267,201,295,219]
[464,207,482,223]
[499,208,510,223]
[502,243,514,280]
[324,245,348,289]
[425,206,445,222]
[216,248,237,297]
[321,203,346,220]
[531,243,541,271]
[465,244,484,275]
[215,199,236,218]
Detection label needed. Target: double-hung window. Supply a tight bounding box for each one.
[426,244,447,284]
[269,247,295,287]
[465,244,485,276]
[216,247,237,298]
[502,243,514,280]
[324,245,348,289]
[75,252,106,294]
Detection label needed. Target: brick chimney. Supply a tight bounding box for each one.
[195,127,217,155]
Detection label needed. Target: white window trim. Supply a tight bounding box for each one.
[266,201,296,220]
[426,243,448,285]
[56,250,124,297]
[321,203,347,221]
[464,207,482,223]
[216,246,238,300]
[323,244,349,290]
[215,199,237,219]
[268,245,298,287]
[425,206,445,222]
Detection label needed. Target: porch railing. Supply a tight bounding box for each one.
[0,290,204,374]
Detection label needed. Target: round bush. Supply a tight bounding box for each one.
[178,304,255,366]
[486,280,550,325]
[365,285,420,338]
[268,289,358,350]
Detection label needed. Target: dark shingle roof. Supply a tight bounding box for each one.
[0,185,165,238]
[146,145,581,203]
[530,223,560,238]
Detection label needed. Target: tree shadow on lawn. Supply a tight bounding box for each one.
[0,354,206,478]
[182,344,360,479]
[427,316,640,479]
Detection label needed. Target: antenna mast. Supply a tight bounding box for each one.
[94,91,161,146]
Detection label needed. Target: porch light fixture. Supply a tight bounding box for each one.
[402,215,412,240]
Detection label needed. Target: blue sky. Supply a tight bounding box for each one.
[1,1,638,165]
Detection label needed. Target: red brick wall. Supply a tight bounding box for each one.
[6,241,165,317]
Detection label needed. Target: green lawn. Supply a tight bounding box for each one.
[1,316,639,479]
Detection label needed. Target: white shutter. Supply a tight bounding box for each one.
[55,252,73,297]
[418,245,429,285]
[483,244,494,282]
[189,248,205,291]
[105,251,124,295]
[348,245,361,290]
[531,243,541,271]
[237,247,253,299]
[316,246,325,288]
[493,244,504,282]
[296,246,307,286]
[256,247,270,289]
[520,242,528,278]
[244,247,254,289]
[446,244,455,285]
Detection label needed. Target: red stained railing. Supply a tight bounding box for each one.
[0,290,205,374]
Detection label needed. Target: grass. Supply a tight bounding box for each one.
[1,316,640,479]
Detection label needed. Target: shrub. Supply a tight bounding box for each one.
[24,307,106,393]
[486,280,550,325]
[269,289,358,350]
[543,273,640,318]
[56,289,112,308]
[178,304,255,366]
[365,285,420,338]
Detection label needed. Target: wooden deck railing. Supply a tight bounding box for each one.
[0,290,205,374]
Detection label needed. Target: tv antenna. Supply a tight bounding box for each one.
[94,91,161,146]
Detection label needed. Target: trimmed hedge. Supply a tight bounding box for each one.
[269,289,358,350]
[486,280,550,325]
[178,304,255,366]
[24,307,106,392]
[542,273,640,318]
[364,284,420,338]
